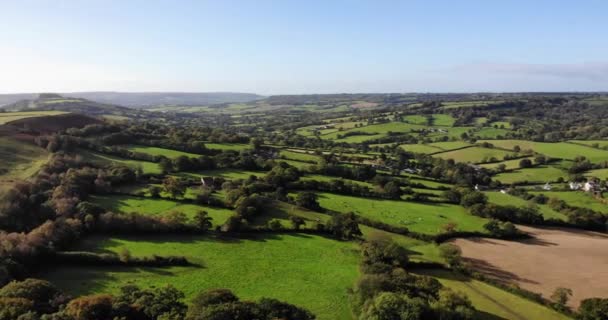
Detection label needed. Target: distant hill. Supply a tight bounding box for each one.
[0,92,263,108]
[0,94,147,118]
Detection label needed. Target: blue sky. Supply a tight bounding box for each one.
[1,0,606,94]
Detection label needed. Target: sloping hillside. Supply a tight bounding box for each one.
[5,112,102,134]
[0,94,147,118]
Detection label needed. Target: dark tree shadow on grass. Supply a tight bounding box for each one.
[476,311,509,320]
[462,257,539,285]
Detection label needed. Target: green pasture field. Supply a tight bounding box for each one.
[316,192,488,235]
[400,141,472,155]
[124,145,203,158]
[280,149,320,163]
[474,117,488,125]
[391,172,454,189]
[42,233,360,320]
[359,225,442,263]
[489,121,512,129]
[429,141,472,150]
[529,191,608,214]
[402,114,455,126]
[399,143,443,154]
[585,168,608,179]
[432,147,515,164]
[415,270,571,320]
[411,188,444,197]
[79,150,162,174]
[441,100,505,109]
[179,168,267,180]
[300,174,374,188]
[484,191,566,220]
[323,122,429,140]
[478,140,608,163]
[0,110,68,124]
[568,140,608,149]
[432,114,456,126]
[0,137,48,180]
[427,126,475,140]
[480,157,534,170]
[275,159,314,170]
[204,143,250,151]
[91,194,233,225]
[493,166,567,184]
[473,127,510,139]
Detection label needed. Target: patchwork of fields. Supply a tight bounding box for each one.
[479,140,608,163]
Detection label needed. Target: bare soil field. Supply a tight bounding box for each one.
[453,225,608,308]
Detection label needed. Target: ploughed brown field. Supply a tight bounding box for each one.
[452,225,608,308]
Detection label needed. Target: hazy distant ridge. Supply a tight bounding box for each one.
[0,92,263,108]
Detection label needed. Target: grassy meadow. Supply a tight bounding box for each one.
[432,147,515,164]
[0,110,68,124]
[316,192,488,235]
[79,150,162,174]
[529,191,608,214]
[0,137,48,180]
[42,233,360,320]
[124,145,204,158]
[493,166,567,184]
[415,270,571,320]
[91,194,233,225]
[484,191,566,220]
[479,140,608,163]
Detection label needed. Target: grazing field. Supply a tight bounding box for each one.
[473,127,510,139]
[316,192,488,235]
[204,143,250,151]
[441,100,504,109]
[399,143,443,154]
[280,149,320,163]
[453,225,608,308]
[429,141,472,150]
[568,140,608,149]
[179,168,267,180]
[322,121,429,141]
[480,157,534,170]
[585,167,608,179]
[529,191,608,214]
[360,226,442,263]
[276,159,313,169]
[493,166,567,184]
[416,269,571,320]
[79,150,162,174]
[479,140,608,162]
[42,233,360,320]
[0,137,48,180]
[300,174,374,187]
[489,121,511,129]
[432,147,515,164]
[403,114,455,126]
[484,191,566,220]
[124,145,203,158]
[0,111,68,124]
[91,194,233,225]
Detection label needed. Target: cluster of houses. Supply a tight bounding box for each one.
[569,180,601,193]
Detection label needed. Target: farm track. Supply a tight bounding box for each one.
[460,281,527,320]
